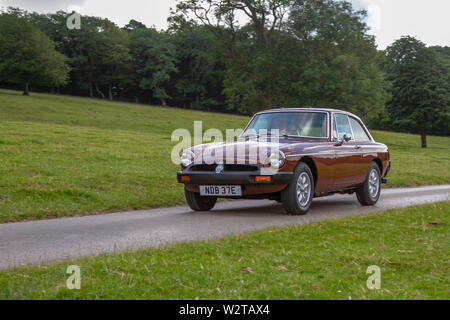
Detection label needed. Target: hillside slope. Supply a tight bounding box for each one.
[0,89,449,222]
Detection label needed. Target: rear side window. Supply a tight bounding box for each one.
[334,114,352,140]
[349,117,371,142]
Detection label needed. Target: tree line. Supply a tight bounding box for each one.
[0,0,448,145]
[0,7,226,112]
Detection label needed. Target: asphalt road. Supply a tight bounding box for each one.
[0,185,449,270]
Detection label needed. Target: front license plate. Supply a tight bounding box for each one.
[200,185,242,197]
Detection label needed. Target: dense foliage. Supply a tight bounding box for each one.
[0,14,69,95]
[173,0,389,119]
[0,2,448,137]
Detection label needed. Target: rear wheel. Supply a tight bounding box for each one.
[184,188,217,211]
[281,163,314,215]
[356,162,381,206]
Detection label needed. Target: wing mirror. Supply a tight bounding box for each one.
[341,133,352,144]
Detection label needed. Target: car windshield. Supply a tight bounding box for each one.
[243,112,328,138]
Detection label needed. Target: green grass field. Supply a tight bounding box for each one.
[0,89,449,223]
[1,202,448,300]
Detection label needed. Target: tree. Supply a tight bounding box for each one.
[123,19,147,31]
[171,23,226,110]
[28,11,108,97]
[385,37,449,147]
[0,14,69,95]
[287,0,388,118]
[173,0,294,113]
[130,28,178,106]
[96,20,132,100]
[26,10,132,100]
[172,0,388,116]
[428,46,450,136]
[429,46,450,95]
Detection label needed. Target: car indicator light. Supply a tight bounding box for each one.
[255,176,272,183]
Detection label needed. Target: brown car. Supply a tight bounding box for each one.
[177,108,390,215]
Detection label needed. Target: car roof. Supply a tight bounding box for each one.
[256,108,362,120]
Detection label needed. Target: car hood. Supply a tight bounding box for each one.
[190,137,325,165]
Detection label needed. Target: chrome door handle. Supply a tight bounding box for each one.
[355,145,362,150]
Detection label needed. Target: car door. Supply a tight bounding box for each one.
[332,113,365,190]
[348,116,374,184]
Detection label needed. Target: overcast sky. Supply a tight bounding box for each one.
[1,0,449,49]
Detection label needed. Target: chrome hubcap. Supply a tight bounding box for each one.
[368,169,380,198]
[296,172,311,207]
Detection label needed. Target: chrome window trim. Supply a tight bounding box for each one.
[286,152,335,158]
[331,114,338,141]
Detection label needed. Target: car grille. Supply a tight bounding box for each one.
[189,164,259,172]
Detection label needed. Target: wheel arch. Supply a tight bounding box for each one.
[298,156,318,190]
[372,158,383,174]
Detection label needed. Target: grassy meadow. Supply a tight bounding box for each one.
[1,202,448,300]
[0,89,449,223]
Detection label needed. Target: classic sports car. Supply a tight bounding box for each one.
[177,108,390,215]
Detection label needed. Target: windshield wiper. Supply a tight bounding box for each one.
[242,132,298,140]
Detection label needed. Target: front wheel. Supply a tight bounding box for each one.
[356,162,381,206]
[184,188,217,211]
[281,163,314,215]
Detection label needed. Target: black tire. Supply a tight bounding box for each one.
[281,162,314,215]
[184,188,217,211]
[356,162,381,206]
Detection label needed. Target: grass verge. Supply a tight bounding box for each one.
[0,89,449,222]
[1,202,448,300]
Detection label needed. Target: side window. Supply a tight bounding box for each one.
[349,117,371,142]
[334,114,352,141]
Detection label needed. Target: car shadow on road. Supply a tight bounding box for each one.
[194,197,361,217]
[211,203,286,216]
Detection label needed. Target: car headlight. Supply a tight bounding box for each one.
[180,150,195,167]
[268,150,286,169]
